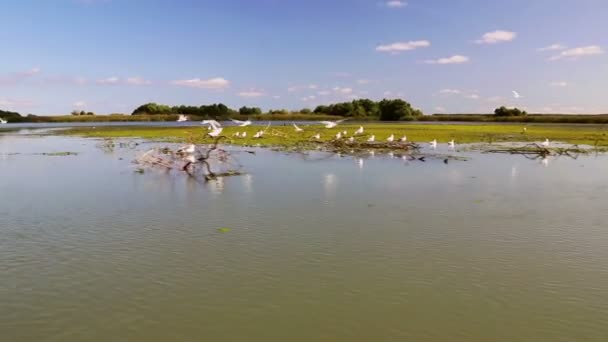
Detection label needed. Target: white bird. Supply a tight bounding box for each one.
[335,132,342,139]
[541,138,550,147]
[234,132,241,137]
[177,144,195,154]
[386,134,394,142]
[202,120,222,130]
[184,154,197,163]
[512,90,522,99]
[293,123,304,132]
[313,133,321,140]
[0,118,7,124]
[241,131,247,138]
[208,126,223,137]
[448,139,455,148]
[399,135,407,142]
[429,139,437,149]
[253,130,265,138]
[367,135,375,142]
[522,127,527,133]
[177,115,188,122]
[343,130,347,136]
[355,126,364,135]
[348,136,355,143]
[319,119,346,129]
[230,118,252,127]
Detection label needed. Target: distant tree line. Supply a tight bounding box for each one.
[0,109,22,121]
[71,110,95,116]
[494,106,527,116]
[131,98,423,121]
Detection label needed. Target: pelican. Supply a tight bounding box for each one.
[348,136,355,143]
[293,123,304,132]
[387,134,394,142]
[177,114,188,122]
[448,139,455,148]
[512,90,522,99]
[241,131,247,138]
[208,126,223,137]
[429,139,437,149]
[335,132,342,139]
[176,144,195,154]
[355,126,364,135]
[367,135,375,142]
[0,118,7,124]
[230,118,252,127]
[541,138,550,147]
[319,119,346,128]
[313,133,321,140]
[399,135,407,142]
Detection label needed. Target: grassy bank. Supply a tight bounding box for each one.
[60,122,608,148]
[421,114,608,124]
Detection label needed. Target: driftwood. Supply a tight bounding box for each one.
[484,143,586,159]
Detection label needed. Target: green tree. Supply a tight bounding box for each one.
[494,106,527,116]
[378,99,421,121]
[239,106,262,115]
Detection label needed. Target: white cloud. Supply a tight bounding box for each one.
[435,106,446,113]
[301,95,316,102]
[465,94,480,100]
[73,101,86,108]
[333,86,353,94]
[549,81,568,87]
[238,90,266,98]
[0,67,41,86]
[126,77,151,86]
[439,88,462,94]
[308,84,318,89]
[356,79,372,85]
[425,55,470,64]
[96,76,120,85]
[538,44,566,52]
[385,1,407,8]
[287,86,297,92]
[332,72,351,78]
[383,91,393,96]
[549,45,603,61]
[486,96,504,103]
[317,90,331,96]
[272,95,281,99]
[0,98,35,109]
[475,30,517,44]
[347,94,360,100]
[170,77,230,89]
[376,40,430,53]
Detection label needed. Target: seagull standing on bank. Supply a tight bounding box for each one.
[541,138,550,147]
[448,139,455,149]
[348,136,355,143]
[429,139,437,149]
[399,135,407,142]
[387,134,394,142]
[367,135,375,142]
[355,126,364,135]
[335,132,342,140]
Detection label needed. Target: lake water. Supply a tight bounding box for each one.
[2,129,608,341]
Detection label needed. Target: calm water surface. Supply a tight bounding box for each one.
[1,130,608,341]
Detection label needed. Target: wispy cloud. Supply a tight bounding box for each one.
[332,72,351,78]
[385,1,407,8]
[475,30,516,44]
[238,90,266,98]
[434,106,446,113]
[0,67,41,86]
[356,79,373,85]
[439,89,462,94]
[549,81,568,87]
[549,45,603,61]
[376,40,430,53]
[465,94,480,100]
[538,43,566,52]
[301,95,316,102]
[486,96,505,103]
[96,76,120,85]
[317,90,331,96]
[125,77,152,86]
[73,101,87,108]
[0,98,36,109]
[424,55,469,64]
[333,86,353,94]
[170,77,230,89]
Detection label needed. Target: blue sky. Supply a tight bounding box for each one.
[1,0,607,115]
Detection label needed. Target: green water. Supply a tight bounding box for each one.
[1,132,608,341]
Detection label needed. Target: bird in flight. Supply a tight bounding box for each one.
[293,123,303,132]
[512,90,522,99]
[319,119,346,128]
[230,119,252,127]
